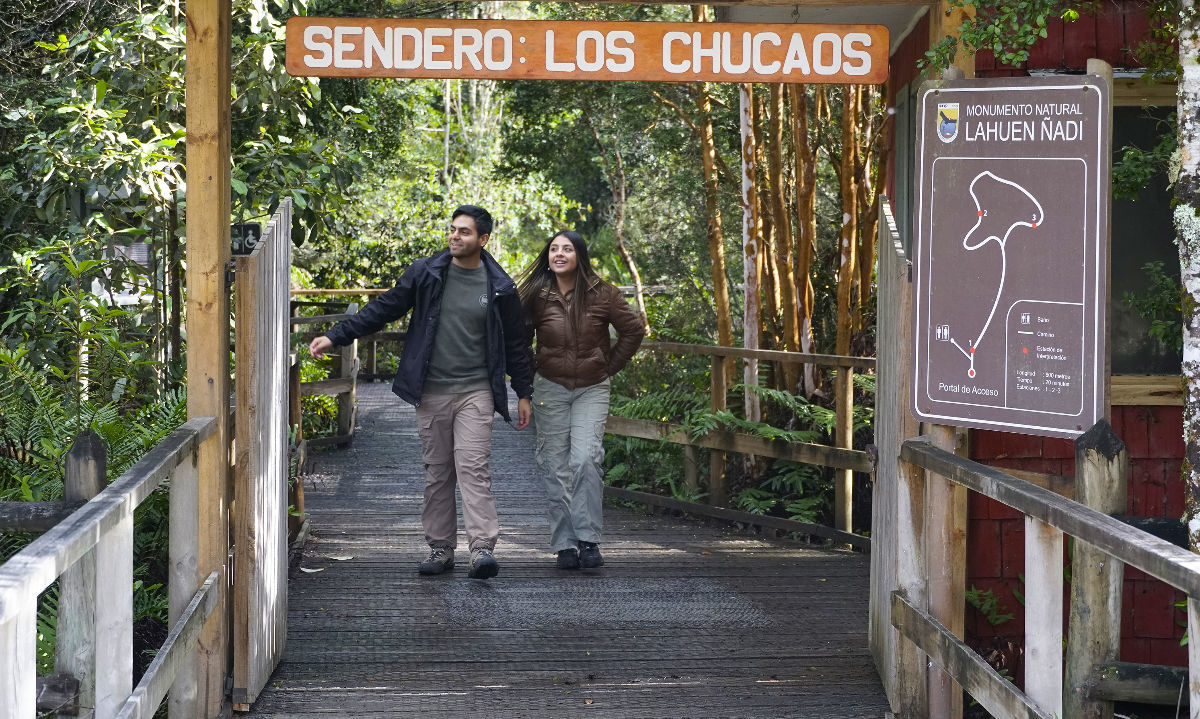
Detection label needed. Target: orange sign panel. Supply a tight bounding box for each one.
[285,18,889,84]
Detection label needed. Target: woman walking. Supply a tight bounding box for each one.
[517,231,646,569]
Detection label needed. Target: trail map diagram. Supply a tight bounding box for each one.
[950,171,1046,380]
[911,79,1107,439]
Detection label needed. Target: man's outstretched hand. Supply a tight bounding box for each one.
[516,397,532,430]
[309,335,333,359]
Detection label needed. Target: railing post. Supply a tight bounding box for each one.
[709,354,727,506]
[288,353,305,535]
[835,366,854,533]
[93,508,133,718]
[56,431,106,716]
[169,445,201,715]
[1065,420,1127,719]
[894,440,930,718]
[0,593,38,716]
[1189,596,1200,715]
[1024,516,1064,717]
[367,338,377,378]
[927,424,968,719]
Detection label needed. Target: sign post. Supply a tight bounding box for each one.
[911,76,1110,438]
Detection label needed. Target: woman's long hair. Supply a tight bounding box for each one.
[516,230,600,332]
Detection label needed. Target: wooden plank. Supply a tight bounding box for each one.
[94,509,134,717]
[0,592,36,716]
[642,340,876,369]
[603,415,872,472]
[926,425,967,719]
[301,376,356,397]
[1189,598,1200,716]
[870,203,927,717]
[1064,420,1127,719]
[1087,661,1188,704]
[1112,79,1176,108]
[1023,517,1063,717]
[289,313,354,326]
[1110,374,1183,405]
[116,573,220,719]
[900,438,1200,596]
[891,593,1052,719]
[56,431,106,713]
[184,0,233,712]
[0,501,83,532]
[603,486,870,551]
[168,440,200,717]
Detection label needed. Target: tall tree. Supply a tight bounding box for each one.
[791,84,820,396]
[768,83,801,391]
[740,82,763,422]
[1177,3,1200,548]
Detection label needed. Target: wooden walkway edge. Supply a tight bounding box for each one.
[244,381,891,718]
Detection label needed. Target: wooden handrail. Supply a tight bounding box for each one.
[639,340,876,369]
[901,437,1200,597]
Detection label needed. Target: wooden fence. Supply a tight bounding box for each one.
[291,304,360,448]
[871,196,1198,718]
[0,418,219,718]
[0,199,296,718]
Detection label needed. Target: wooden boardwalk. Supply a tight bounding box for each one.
[246,382,891,718]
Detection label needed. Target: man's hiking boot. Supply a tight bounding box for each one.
[467,548,499,579]
[418,547,454,575]
[556,548,581,570]
[578,541,604,568]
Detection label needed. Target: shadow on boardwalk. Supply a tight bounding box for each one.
[247,382,891,718]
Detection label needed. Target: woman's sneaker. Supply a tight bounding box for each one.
[468,548,499,579]
[418,547,454,575]
[578,541,604,568]
[556,548,581,570]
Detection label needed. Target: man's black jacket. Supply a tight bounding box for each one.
[323,249,534,421]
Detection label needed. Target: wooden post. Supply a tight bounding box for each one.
[55,431,106,716]
[367,339,377,378]
[1065,420,1127,719]
[872,206,928,717]
[835,366,854,533]
[1087,57,1114,419]
[927,424,968,719]
[1189,596,1200,715]
[288,352,305,536]
[709,354,728,506]
[169,435,201,715]
[0,595,37,716]
[94,509,134,716]
[1024,516,1064,717]
[183,0,233,712]
[683,446,699,495]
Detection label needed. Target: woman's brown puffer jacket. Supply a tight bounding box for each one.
[524,275,646,389]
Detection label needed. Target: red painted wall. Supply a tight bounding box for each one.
[968,406,1187,676]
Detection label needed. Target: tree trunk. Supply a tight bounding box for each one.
[168,192,181,367]
[860,86,888,328]
[740,82,763,422]
[695,78,734,379]
[856,86,880,327]
[836,84,859,359]
[769,83,800,392]
[1178,0,1200,551]
[791,84,818,396]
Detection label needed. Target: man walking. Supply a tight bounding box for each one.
[309,205,533,580]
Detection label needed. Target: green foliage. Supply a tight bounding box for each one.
[1113,112,1177,202]
[1122,261,1183,355]
[966,585,1015,626]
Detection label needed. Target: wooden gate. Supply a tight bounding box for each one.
[232,199,293,708]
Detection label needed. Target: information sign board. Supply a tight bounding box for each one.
[911,77,1110,438]
[285,18,888,84]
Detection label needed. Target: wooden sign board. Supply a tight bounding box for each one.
[285,18,889,84]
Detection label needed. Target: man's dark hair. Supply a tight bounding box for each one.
[452,205,493,237]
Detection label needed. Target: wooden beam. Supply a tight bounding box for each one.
[1112,79,1177,107]
[300,376,356,397]
[116,573,220,719]
[603,415,873,472]
[891,593,1052,719]
[643,340,876,369]
[0,501,84,532]
[926,425,968,719]
[1087,661,1187,705]
[183,0,233,713]
[603,485,870,551]
[1110,375,1183,406]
